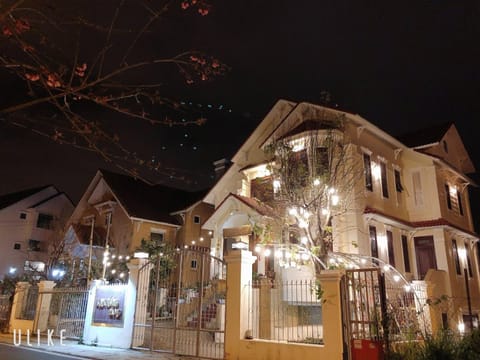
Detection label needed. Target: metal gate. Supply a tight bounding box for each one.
[37,287,89,339]
[0,295,12,331]
[132,248,226,359]
[342,268,386,360]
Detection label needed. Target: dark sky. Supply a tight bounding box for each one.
[2,1,480,207]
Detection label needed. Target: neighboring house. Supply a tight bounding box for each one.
[64,169,213,282]
[202,99,480,334]
[0,185,74,278]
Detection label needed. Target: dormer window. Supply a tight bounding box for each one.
[443,140,448,153]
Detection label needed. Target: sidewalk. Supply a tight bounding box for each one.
[0,332,196,360]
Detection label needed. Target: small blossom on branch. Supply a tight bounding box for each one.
[15,19,31,33]
[25,73,40,82]
[2,26,12,37]
[75,63,87,77]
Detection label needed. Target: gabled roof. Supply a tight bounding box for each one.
[99,169,207,225]
[230,194,277,218]
[395,122,453,148]
[0,185,52,210]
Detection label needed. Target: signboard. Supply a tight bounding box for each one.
[92,285,126,327]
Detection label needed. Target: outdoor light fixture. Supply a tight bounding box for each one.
[133,251,149,259]
[9,267,16,274]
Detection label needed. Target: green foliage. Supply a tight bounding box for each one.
[312,280,326,304]
[388,329,480,360]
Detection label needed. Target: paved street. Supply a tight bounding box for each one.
[0,343,85,359]
[0,333,197,360]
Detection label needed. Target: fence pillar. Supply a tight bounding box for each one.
[33,281,56,333]
[318,270,344,360]
[9,282,31,333]
[224,250,256,360]
[259,278,271,339]
[128,258,151,347]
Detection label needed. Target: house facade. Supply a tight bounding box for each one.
[0,185,74,278]
[64,169,213,283]
[202,99,480,334]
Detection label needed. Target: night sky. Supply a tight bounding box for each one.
[1,1,480,210]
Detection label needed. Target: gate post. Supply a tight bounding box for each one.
[128,258,152,347]
[9,282,31,333]
[224,250,256,360]
[318,270,344,360]
[33,281,56,333]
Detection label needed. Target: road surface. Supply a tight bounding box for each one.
[0,343,86,359]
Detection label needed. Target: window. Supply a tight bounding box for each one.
[193,215,201,224]
[387,231,395,267]
[28,239,41,251]
[250,176,274,202]
[314,147,329,177]
[401,235,411,273]
[191,259,198,270]
[19,212,27,220]
[151,232,164,244]
[364,154,373,191]
[394,169,403,192]
[412,171,423,206]
[466,241,473,278]
[36,213,53,229]
[288,149,308,186]
[443,140,448,153]
[457,191,464,216]
[380,162,389,198]
[452,239,461,275]
[414,236,437,280]
[13,243,21,250]
[445,184,452,210]
[446,184,464,215]
[442,313,448,330]
[369,226,378,263]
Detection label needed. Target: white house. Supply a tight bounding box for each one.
[0,185,74,278]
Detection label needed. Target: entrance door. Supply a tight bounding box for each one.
[414,236,437,280]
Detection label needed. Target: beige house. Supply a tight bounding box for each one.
[0,185,73,278]
[202,99,480,334]
[64,169,213,282]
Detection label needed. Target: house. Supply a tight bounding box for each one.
[202,99,480,335]
[64,169,213,282]
[0,185,74,278]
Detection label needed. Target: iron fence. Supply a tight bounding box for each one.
[247,279,323,344]
[41,287,89,339]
